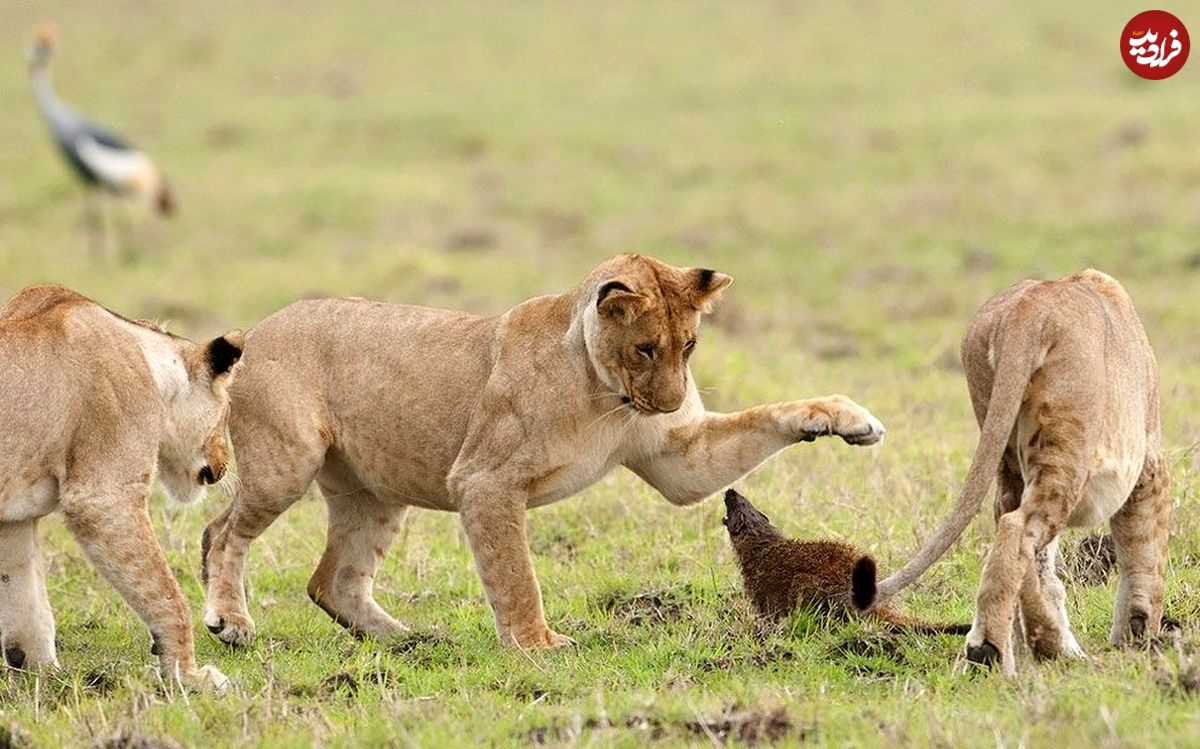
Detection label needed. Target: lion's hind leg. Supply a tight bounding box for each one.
[967,470,1079,675]
[1110,451,1171,646]
[307,484,409,639]
[0,520,57,671]
[202,480,313,647]
[1018,538,1085,660]
[200,502,233,587]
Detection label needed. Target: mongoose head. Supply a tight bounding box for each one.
[722,488,780,539]
[723,487,878,612]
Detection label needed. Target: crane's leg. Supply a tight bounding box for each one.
[113,199,138,266]
[82,189,108,263]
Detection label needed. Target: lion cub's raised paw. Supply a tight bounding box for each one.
[796,395,886,446]
[840,409,886,445]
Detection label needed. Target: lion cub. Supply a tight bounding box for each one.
[0,285,242,691]
[201,254,885,652]
[722,489,968,634]
[873,269,1170,675]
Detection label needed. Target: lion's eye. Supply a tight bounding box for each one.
[635,343,656,360]
[683,339,697,352]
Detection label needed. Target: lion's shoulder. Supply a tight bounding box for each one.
[0,284,94,326]
[0,284,178,342]
[0,286,192,405]
[1064,268,1136,310]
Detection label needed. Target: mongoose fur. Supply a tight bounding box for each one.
[723,489,969,635]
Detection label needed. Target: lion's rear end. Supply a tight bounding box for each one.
[888,269,1168,674]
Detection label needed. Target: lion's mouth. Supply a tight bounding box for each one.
[621,394,650,413]
[622,394,668,415]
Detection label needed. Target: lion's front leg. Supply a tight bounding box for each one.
[455,482,573,650]
[626,395,884,505]
[0,520,58,672]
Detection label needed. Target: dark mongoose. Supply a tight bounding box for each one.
[722,488,968,635]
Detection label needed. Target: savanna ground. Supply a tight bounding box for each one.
[2,1,1200,746]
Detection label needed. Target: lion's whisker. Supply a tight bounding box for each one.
[584,402,633,431]
[586,391,623,401]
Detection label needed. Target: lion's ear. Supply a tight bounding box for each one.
[596,280,648,323]
[686,268,732,313]
[206,330,244,379]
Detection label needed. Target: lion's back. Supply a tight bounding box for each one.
[228,297,500,503]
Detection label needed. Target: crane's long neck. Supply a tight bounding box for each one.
[30,65,75,128]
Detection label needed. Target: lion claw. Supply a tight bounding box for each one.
[841,411,886,446]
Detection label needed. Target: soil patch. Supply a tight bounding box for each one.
[828,633,910,678]
[92,731,182,749]
[599,589,689,626]
[684,705,801,745]
[82,669,114,695]
[525,705,808,745]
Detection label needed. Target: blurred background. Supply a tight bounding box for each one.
[4,1,1198,341]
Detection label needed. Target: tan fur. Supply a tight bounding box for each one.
[874,270,1170,675]
[201,254,885,649]
[0,285,243,691]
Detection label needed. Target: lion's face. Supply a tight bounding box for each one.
[157,332,244,504]
[585,256,731,415]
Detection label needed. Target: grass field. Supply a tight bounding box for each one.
[2,1,1200,746]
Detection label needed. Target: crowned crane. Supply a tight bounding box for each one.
[28,24,174,261]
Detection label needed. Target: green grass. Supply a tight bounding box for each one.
[2,1,1200,745]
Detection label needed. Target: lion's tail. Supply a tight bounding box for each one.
[874,607,973,636]
[873,320,1040,605]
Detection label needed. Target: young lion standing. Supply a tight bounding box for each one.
[873,269,1171,675]
[202,254,885,650]
[0,285,243,690]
